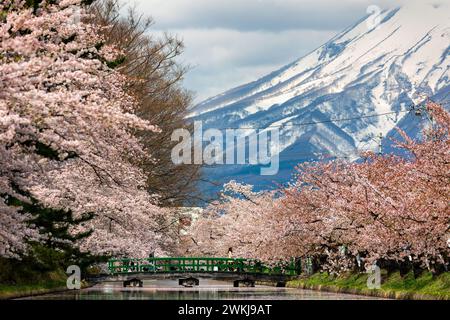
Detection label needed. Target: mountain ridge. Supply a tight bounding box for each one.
[188,2,450,199]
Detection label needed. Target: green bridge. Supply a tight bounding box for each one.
[108,257,301,276]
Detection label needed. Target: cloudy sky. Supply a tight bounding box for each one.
[131,0,409,103]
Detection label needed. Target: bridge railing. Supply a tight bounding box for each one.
[108,257,301,276]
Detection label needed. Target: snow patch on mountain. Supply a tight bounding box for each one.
[188,2,450,199]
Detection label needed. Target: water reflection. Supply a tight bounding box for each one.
[21,279,381,300]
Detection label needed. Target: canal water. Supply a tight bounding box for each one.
[20,278,382,300]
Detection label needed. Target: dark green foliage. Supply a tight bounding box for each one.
[1,192,106,285]
[62,34,77,44]
[0,254,65,286]
[106,55,126,69]
[24,0,94,10]
[20,139,78,160]
[94,42,104,51]
[24,0,57,13]
[22,140,59,160]
[0,243,106,287]
[25,0,41,12]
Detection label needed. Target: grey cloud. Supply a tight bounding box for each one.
[175,28,335,101]
[177,28,336,68]
[134,0,405,32]
[128,0,420,103]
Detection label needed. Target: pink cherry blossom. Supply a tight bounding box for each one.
[188,102,449,273]
[1,0,168,258]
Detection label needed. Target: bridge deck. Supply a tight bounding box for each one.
[108,257,301,276]
[97,272,298,283]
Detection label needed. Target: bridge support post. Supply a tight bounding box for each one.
[179,277,199,287]
[123,278,143,288]
[233,279,255,287]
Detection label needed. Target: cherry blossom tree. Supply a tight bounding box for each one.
[187,102,449,274]
[187,181,284,260]
[278,103,449,273]
[1,0,170,258]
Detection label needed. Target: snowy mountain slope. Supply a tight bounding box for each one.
[383,85,450,155]
[188,2,450,198]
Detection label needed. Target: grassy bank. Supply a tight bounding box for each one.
[0,267,69,300]
[0,280,67,300]
[287,270,450,300]
[0,251,99,300]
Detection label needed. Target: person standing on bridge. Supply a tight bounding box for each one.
[148,252,155,272]
[228,248,233,272]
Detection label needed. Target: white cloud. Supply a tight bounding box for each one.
[175,28,336,101]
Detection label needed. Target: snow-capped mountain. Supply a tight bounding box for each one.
[188,2,450,198]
